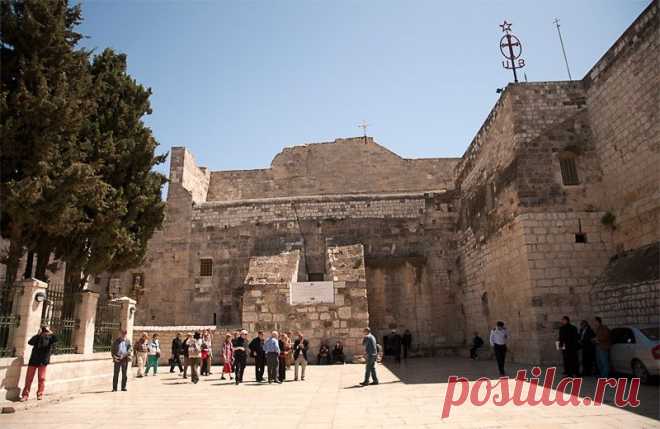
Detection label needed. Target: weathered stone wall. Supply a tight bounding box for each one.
[242,245,370,358]
[169,147,210,204]
[456,82,618,364]
[97,4,659,367]
[591,242,660,326]
[584,1,659,251]
[207,137,458,201]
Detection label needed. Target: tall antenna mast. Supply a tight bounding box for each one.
[554,18,573,81]
[357,120,369,143]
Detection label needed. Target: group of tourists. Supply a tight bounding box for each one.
[469,316,613,378]
[106,327,377,390]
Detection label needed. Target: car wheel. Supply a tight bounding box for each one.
[631,359,650,384]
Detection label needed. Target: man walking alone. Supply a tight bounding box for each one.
[490,321,509,377]
[360,327,379,386]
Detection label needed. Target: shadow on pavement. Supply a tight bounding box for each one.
[383,357,659,421]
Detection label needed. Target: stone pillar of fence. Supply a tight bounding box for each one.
[12,278,48,359]
[117,297,136,340]
[73,290,99,355]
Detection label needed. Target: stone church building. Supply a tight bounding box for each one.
[99,3,658,362]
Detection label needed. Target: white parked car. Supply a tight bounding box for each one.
[609,325,660,384]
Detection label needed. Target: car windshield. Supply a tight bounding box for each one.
[640,327,659,340]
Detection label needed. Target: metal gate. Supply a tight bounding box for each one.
[41,282,78,354]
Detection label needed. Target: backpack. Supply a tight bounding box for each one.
[188,339,201,357]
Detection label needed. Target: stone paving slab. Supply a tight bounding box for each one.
[1,358,658,429]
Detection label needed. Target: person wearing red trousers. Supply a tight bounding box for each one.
[21,326,58,401]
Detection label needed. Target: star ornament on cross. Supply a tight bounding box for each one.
[500,20,513,33]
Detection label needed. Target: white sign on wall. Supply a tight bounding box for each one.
[290,281,335,305]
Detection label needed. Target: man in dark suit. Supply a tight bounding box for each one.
[249,331,266,382]
[111,329,133,392]
[558,316,579,377]
[293,331,309,381]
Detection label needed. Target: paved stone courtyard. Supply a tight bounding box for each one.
[1,358,658,429]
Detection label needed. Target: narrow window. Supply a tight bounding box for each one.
[560,157,579,185]
[132,273,144,288]
[200,258,213,277]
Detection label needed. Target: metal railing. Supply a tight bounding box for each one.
[41,282,78,354]
[0,314,19,357]
[93,300,121,352]
[0,283,18,357]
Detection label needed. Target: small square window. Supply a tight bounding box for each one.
[575,233,587,243]
[560,157,579,185]
[200,258,213,277]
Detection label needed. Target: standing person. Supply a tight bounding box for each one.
[221,333,234,381]
[134,332,149,378]
[285,331,294,369]
[231,330,240,374]
[200,342,210,376]
[278,332,292,382]
[181,333,192,379]
[389,329,402,363]
[293,331,309,381]
[187,331,202,384]
[332,340,345,364]
[202,330,213,375]
[249,331,266,382]
[578,320,596,376]
[469,332,484,360]
[111,329,132,392]
[232,330,249,385]
[402,329,412,359]
[170,332,184,373]
[145,333,160,376]
[558,316,579,377]
[489,321,509,377]
[592,317,611,377]
[317,342,330,365]
[360,327,379,386]
[264,331,281,384]
[20,326,57,401]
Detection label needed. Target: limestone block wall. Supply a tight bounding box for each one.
[242,281,369,359]
[591,242,660,327]
[519,211,612,362]
[207,137,459,201]
[585,1,659,251]
[192,192,431,229]
[458,218,536,362]
[169,147,210,204]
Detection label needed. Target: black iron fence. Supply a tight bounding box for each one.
[93,300,121,352]
[41,282,78,354]
[0,283,19,357]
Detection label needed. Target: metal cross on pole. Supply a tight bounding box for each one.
[554,18,573,81]
[499,20,526,83]
[357,120,369,139]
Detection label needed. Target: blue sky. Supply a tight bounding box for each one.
[78,0,650,174]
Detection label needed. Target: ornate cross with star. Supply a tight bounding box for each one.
[499,20,512,33]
